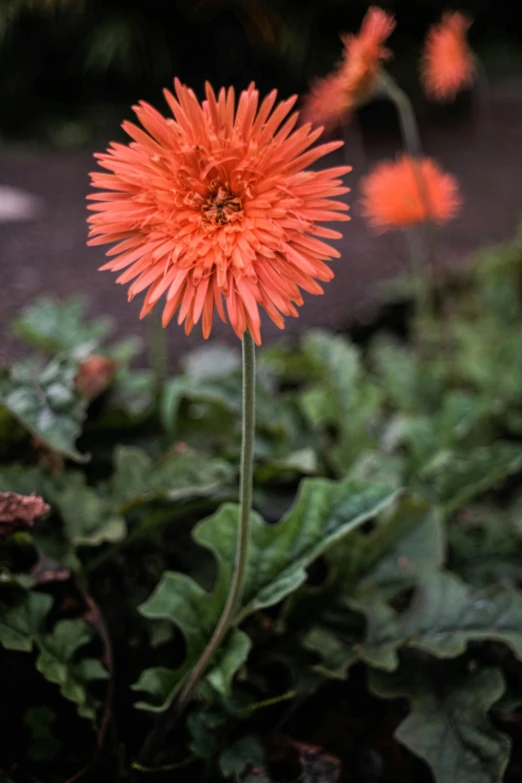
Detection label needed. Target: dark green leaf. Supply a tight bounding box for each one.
[0,357,88,461]
[111,445,234,509]
[330,496,442,594]
[369,659,510,783]
[135,479,398,711]
[219,736,266,779]
[0,591,52,651]
[417,443,522,512]
[357,571,522,670]
[12,296,112,354]
[36,618,108,720]
[55,472,126,547]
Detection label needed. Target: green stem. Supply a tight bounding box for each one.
[133,333,256,773]
[343,115,368,175]
[147,310,168,394]
[404,224,430,335]
[175,330,256,711]
[379,71,434,330]
[473,56,492,138]
[379,70,422,157]
[380,70,456,375]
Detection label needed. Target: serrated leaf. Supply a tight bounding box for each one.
[296,500,435,676]
[298,330,381,472]
[361,501,444,594]
[12,296,112,354]
[54,472,126,547]
[330,496,442,594]
[0,591,52,651]
[200,481,399,619]
[357,571,522,670]
[304,625,359,680]
[369,659,510,783]
[36,618,108,720]
[448,502,522,587]
[135,478,398,711]
[417,443,522,512]
[0,357,88,461]
[112,445,234,509]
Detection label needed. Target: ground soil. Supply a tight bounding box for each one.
[1,79,521,367]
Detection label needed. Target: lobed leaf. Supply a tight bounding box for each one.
[357,571,522,671]
[36,618,108,720]
[111,445,234,508]
[0,591,52,652]
[369,658,510,783]
[135,478,398,711]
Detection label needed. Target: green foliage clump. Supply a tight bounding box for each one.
[3,231,522,780]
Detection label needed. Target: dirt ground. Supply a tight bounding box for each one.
[1,79,521,366]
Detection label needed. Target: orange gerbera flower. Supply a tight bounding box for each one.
[88,80,350,345]
[422,11,475,101]
[302,6,395,131]
[360,154,461,231]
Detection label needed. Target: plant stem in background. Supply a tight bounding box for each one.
[379,72,433,330]
[343,116,368,175]
[379,71,440,332]
[403,223,430,335]
[379,71,422,157]
[146,310,168,394]
[473,56,492,138]
[175,330,256,711]
[380,70,456,371]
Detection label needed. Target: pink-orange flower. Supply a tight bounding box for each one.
[88,80,351,345]
[301,7,396,131]
[0,491,49,538]
[422,11,475,101]
[360,154,461,231]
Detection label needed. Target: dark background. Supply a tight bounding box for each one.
[1,0,521,145]
[0,0,521,363]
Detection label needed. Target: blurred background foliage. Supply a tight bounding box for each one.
[0,0,521,145]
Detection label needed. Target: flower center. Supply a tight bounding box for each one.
[202,186,243,226]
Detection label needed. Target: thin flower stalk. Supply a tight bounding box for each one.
[88,79,351,769]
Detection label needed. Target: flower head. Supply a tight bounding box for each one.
[360,154,461,231]
[0,491,49,539]
[422,11,475,101]
[302,6,395,131]
[88,80,350,345]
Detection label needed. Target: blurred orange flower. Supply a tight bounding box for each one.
[88,80,350,345]
[360,154,461,231]
[422,11,475,101]
[302,6,395,131]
